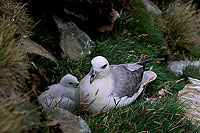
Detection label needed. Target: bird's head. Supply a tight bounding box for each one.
[90,56,110,84]
[60,74,79,88]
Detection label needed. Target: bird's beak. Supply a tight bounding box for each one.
[90,70,98,84]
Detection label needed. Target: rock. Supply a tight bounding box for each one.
[193,0,200,9]
[168,60,200,75]
[54,16,95,59]
[20,38,60,98]
[20,38,57,63]
[62,0,119,33]
[23,0,120,39]
[178,77,200,125]
[95,9,120,32]
[48,107,91,133]
[189,77,200,85]
[142,0,162,15]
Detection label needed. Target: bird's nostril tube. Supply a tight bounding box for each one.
[76,83,79,87]
[91,70,97,76]
[91,73,95,78]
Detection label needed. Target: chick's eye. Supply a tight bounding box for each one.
[101,64,107,69]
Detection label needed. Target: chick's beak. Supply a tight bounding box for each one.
[72,82,79,88]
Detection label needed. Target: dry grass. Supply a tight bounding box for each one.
[0,20,29,97]
[0,1,43,132]
[0,0,33,38]
[161,0,200,59]
[0,0,34,96]
[0,97,41,133]
[82,95,199,132]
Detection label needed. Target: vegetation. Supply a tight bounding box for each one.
[0,0,33,38]
[160,0,200,59]
[0,98,41,133]
[182,65,200,79]
[0,20,28,96]
[0,0,200,132]
[0,0,42,132]
[83,96,198,132]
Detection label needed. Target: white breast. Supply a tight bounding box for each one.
[79,74,114,113]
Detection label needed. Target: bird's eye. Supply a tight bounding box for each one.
[101,64,107,69]
[69,82,73,85]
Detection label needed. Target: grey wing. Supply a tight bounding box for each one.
[47,84,76,100]
[57,97,76,112]
[54,86,76,101]
[38,84,76,105]
[110,64,144,98]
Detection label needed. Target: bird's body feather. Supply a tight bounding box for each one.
[80,55,161,113]
[38,74,79,112]
[110,64,144,97]
[47,84,76,100]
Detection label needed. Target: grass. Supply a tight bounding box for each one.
[0,0,34,96]
[182,65,200,80]
[152,0,175,10]
[0,0,33,39]
[82,95,198,132]
[0,20,28,96]
[0,97,41,133]
[160,0,200,59]
[0,0,43,132]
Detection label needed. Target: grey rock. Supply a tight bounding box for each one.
[62,0,119,33]
[20,38,57,63]
[54,16,95,59]
[178,77,200,125]
[168,60,200,75]
[142,0,162,15]
[96,9,120,32]
[48,107,91,133]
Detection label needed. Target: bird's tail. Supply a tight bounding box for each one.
[138,54,146,62]
[137,54,165,67]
